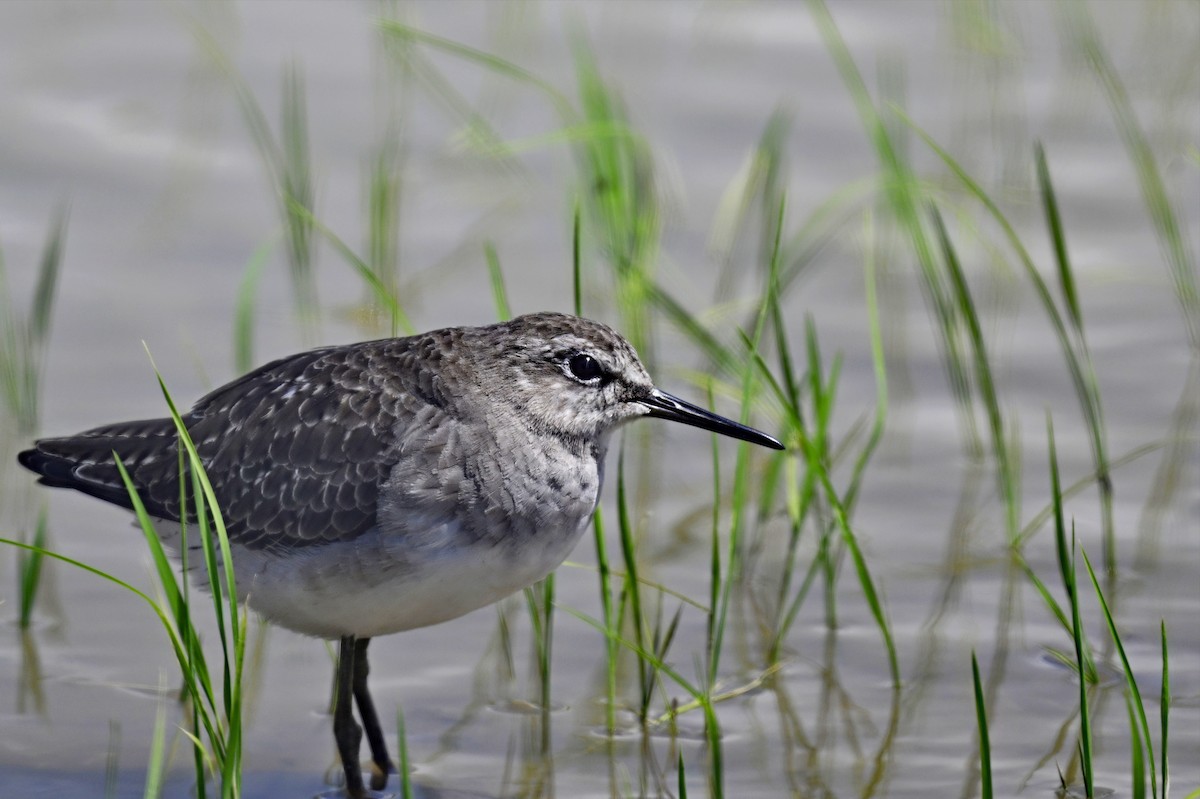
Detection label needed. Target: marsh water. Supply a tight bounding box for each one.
[1,2,1197,798]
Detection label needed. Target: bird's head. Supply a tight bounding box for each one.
[467,312,784,454]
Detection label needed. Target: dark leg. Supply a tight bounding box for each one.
[352,638,395,791]
[334,635,366,798]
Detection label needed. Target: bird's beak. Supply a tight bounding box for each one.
[641,388,785,450]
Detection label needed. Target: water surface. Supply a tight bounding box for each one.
[1,2,1196,797]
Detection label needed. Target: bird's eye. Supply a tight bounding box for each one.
[567,353,604,383]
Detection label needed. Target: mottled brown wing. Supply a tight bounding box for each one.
[19,336,461,551]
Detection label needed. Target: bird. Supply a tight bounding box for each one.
[18,311,783,797]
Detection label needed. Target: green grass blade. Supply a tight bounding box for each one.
[570,34,660,361]
[143,673,169,799]
[933,206,1018,538]
[150,368,241,645]
[706,381,722,673]
[397,706,413,799]
[1034,142,1115,570]
[770,555,822,664]
[1160,621,1169,799]
[186,21,281,186]
[0,205,67,431]
[522,570,555,724]
[835,499,899,684]
[1015,552,1071,635]
[572,198,582,316]
[187,20,315,338]
[589,507,617,734]
[808,0,974,438]
[0,530,234,789]
[645,283,737,374]
[280,62,317,323]
[1048,417,1097,685]
[104,720,121,799]
[558,605,706,706]
[1017,441,1159,550]
[0,539,162,617]
[485,242,511,321]
[18,507,48,628]
[794,314,897,678]
[614,446,649,714]
[114,456,217,705]
[1,523,219,753]
[141,359,246,793]
[708,218,776,683]
[365,127,404,301]
[30,203,68,347]
[233,238,274,374]
[1068,533,1094,797]
[1035,143,1083,333]
[1064,2,1199,348]
[843,210,889,515]
[1048,416,1072,595]
[189,464,231,725]
[558,604,724,798]
[1129,694,1146,799]
[1082,549,1157,797]
[286,198,414,336]
[379,21,573,118]
[704,696,724,799]
[902,113,1117,571]
[972,652,993,799]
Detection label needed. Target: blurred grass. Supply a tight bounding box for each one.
[933,206,1020,539]
[279,64,317,326]
[16,507,47,629]
[277,4,1191,791]
[2,358,253,794]
[5,2,1195,797]
[1061,0,1199,350]
[1035,143,1114,572]
[0,206,66,435]
[232,240,273,375]
[901,116,1121,572]
[189,26,319,338]
[808,0,979,454]
[3,209,67,634]
[570,34,660,363]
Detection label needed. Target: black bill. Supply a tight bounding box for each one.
[642,388,784,450]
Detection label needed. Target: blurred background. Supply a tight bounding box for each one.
[1,2,1196,798]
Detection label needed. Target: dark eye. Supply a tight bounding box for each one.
[567,353,604,382]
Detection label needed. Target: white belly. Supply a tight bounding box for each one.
[167,515,588,639]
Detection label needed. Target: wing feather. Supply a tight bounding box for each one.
[19,332,466,551]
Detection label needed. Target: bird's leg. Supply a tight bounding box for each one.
[334,635,366,798]
[352,638,395,791]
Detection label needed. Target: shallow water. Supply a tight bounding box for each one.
[1,1,1197,797]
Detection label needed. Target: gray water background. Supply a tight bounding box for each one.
[0,2,1197,797]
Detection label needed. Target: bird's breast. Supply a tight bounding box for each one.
[253,446,598,638]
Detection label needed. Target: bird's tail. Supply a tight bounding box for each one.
[18,418,183,520]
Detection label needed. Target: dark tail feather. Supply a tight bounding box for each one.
[18,418,183,519]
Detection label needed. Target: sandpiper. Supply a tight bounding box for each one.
[19,311,783,797]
